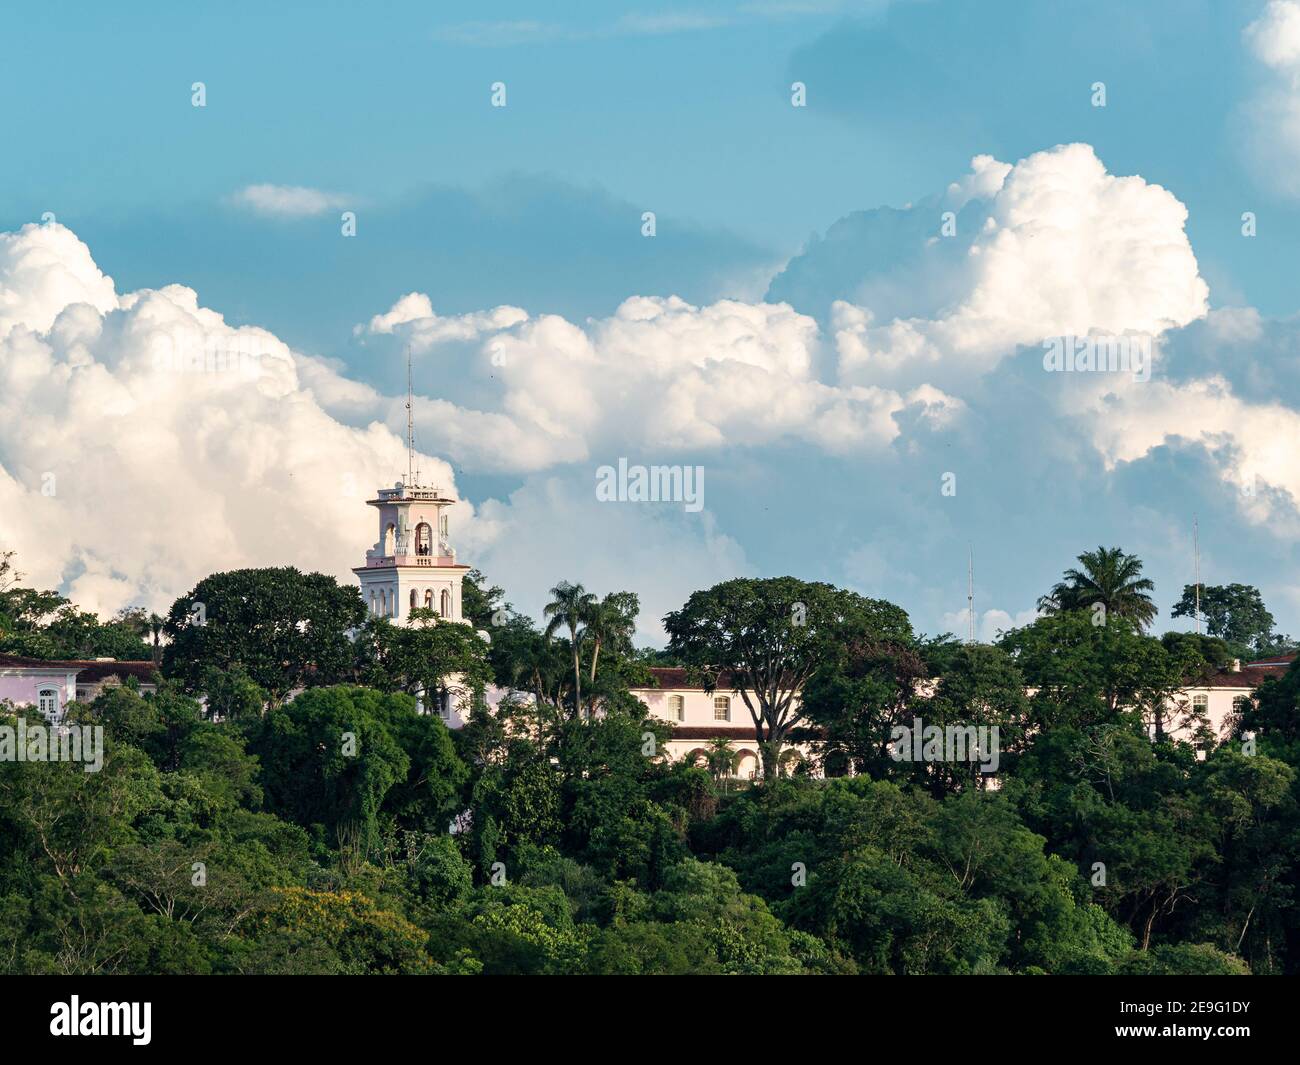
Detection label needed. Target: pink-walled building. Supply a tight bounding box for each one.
[0,654,158,723]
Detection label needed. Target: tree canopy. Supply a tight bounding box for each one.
[666,577,913,779]
[2,548,1297,976]
[1038,546,1158,630]
[161,567,366,702]
[1171,582,1289,655]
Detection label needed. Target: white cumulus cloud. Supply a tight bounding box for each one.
[832,144,1209,387]
[3,134,1297,637]
[0,223,755,631]
[348,292,963,473]
[0,223,461,617]
[1241,1,1300,198]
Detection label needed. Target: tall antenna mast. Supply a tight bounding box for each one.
[967,544,975,644]
[405,345,416,487]
[1193,515,1201,635]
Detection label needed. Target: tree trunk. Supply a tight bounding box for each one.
[587,639,602,714]
[760,735,785,780]
[569,624,582,717]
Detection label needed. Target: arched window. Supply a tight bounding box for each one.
[713,696,730,722]
[440,589,451,618]
[37,688,59,722]
[736,750,758,780]
[409,589,417,612]
[384,523,396,555]
[379,589,387,616]
[415,522,432,556]
[779,749,804,774]
[370,591,377,616]
[424,589,433,610]
[668,694,685,722]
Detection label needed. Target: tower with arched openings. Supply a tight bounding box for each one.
[352,479,470,626]
[352,348,472,628]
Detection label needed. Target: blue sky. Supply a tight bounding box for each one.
[2,0,1299,643]
[8,0,1295,331]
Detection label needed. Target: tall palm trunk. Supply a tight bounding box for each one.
[587,637,604,714]
[569,621,582,716]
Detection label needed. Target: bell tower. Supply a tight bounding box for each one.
[352,350,471,625]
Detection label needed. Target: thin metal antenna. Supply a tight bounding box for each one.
[967,544,975,644]
[405,346,416,487]
[1193,515,1201,635]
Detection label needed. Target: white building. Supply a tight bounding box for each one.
[1161,652,1294,747]
[632,667,811,778]
[353,480,470,626]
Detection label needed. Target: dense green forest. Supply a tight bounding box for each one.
[1,547,1298,975]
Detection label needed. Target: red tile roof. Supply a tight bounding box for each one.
[0,655,157,682]
[1200,671,1269,689]
[1198,656,1293,688]
[646,666,738,690]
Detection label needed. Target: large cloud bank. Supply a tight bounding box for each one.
[1,142,1297,639]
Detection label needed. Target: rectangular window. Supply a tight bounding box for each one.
[37,689,59,722]
[1192,694,1209,711]
[713,696,730,722]
[668,694,685,722]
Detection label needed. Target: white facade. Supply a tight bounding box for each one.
[1159,655,1293,749]
[633,668,813,777]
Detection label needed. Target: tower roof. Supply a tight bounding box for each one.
[367,481,456,507]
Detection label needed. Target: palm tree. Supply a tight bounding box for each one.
[705,737,740,787]
[543,580,596,716]
[506,632,569,742]
[1038,546,1158,630]
[148,612,165,666]
[583,592,639,710]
